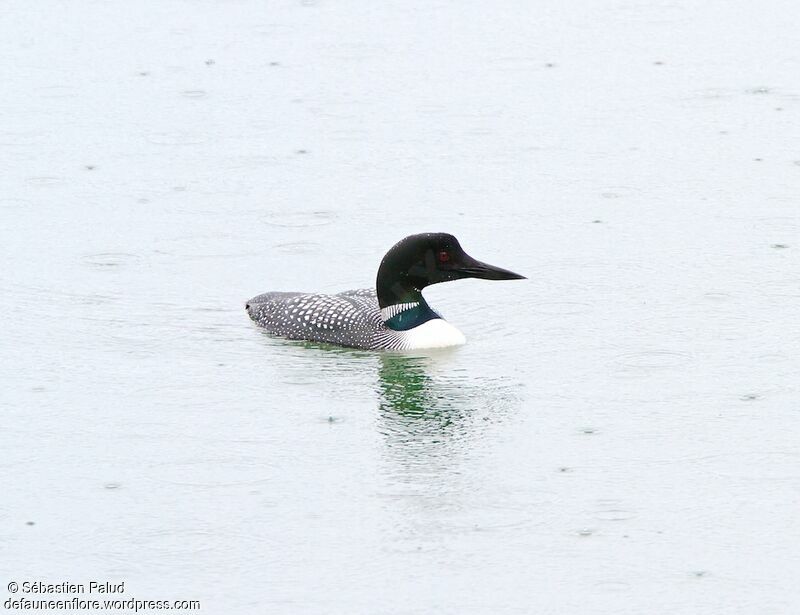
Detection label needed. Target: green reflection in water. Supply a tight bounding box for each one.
[377,353,442,416]
[374,351,523,491]
[376,352,473,447]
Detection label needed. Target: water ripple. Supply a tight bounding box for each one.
[145,132,208,145]
[612,349,694,371]
[262,210,337,228]
[81,253,142,269]
[528,301,593,315]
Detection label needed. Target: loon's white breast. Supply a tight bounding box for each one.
[398,318,466,350]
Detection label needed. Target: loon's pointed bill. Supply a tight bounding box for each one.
[246,232,524,350]
[452,254,526,281]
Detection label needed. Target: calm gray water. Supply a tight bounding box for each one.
[2,1,799,613]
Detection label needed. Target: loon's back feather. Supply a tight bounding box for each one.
[246,288,406,350]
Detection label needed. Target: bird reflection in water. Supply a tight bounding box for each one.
[374,351,522,502]
[375,352,471,488]
[377,353,466,431]
[376,351,520,457]
[268,338,519,461]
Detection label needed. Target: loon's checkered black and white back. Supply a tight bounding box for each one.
[246,288,409,350]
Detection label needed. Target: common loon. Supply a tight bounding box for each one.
[245,232,524,350]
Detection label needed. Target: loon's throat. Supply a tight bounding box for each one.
[381,300,440,331]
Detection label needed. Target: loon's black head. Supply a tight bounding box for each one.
[376,232,525,308]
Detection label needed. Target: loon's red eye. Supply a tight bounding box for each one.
[438,250,450,263]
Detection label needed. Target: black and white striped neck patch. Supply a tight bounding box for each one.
[380,302,420,322]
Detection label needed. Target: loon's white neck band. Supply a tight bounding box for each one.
[380,302,420,322]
